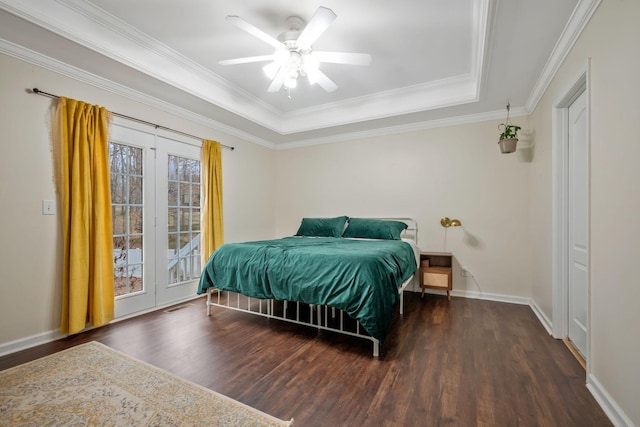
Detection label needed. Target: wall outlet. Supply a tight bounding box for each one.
[461,267,471,277]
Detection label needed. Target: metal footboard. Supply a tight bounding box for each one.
[205,275,413,357]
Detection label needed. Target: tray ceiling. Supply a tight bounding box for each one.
[0,0,584,147]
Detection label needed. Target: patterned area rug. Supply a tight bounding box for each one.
[0,341,293,426]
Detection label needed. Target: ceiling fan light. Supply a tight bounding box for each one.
[306,68,319,85]
[284,75,298,89]
[263,62,279,79]
[274,49,290,66]
[303,53,320,72]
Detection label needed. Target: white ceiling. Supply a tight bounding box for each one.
[0,0,584,148]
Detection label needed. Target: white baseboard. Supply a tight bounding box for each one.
[114,294,204,323]
[450,289,531,305]
[416,288,552,335]
[528,299,553,335]
[0,294,205,357]
[587,374,636,427]
[416,287,531,306]
[0,329,66,357]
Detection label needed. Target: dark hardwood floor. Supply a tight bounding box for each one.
[1,293,612,426]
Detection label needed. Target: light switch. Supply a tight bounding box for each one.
[42,200,55,215]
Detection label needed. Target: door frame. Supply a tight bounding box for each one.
[551,61,591,371]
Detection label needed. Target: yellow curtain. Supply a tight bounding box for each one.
[55,97,115,334]
[200,140,224,268]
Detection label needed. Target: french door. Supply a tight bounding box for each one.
[155,136,202,306]
[109,121,201,318]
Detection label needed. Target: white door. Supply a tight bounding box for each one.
[567,90,589,358]
[155,137,202,306]
[109,123,157,318]
[109,122,202,318]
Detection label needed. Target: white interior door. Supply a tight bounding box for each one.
[567,90,589,358]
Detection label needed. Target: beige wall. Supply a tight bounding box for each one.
[530,0,640,424]
[0,53,276,348]
[274,118,532,299]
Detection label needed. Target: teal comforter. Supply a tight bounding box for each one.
[197,237,417,343]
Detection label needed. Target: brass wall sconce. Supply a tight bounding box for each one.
[440,217,462,228]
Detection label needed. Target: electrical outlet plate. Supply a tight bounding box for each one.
[461,268,470,277]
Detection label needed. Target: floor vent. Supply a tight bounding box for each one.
[164,303,193,313]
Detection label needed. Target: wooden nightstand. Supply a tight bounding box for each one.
[419,252,452,300]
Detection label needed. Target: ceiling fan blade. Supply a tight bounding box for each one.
[226,15,284,50]
[219,55,275,66]
[267,67,288,92]
[308,69,337,92]
[314,51,372,66]
[296,6,337,49]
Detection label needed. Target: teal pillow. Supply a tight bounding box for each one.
[295,216,348,238]
[343,218,408,240]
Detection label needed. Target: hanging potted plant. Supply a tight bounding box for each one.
[498,124,521,154]
[498,103,520,154]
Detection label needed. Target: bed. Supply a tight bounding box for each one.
[197,217,419,356]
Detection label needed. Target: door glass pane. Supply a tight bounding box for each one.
[192,209,200,231]
[191,184,200,206]
[191,160,200,183]
[129,206,143,234]
[168,154,201,285]
[110,142,144,297]
[168,208,178,233]
[180,182,190,206]
[168,155,178,180]
[168,181,178,206]
[180,208,190,230]
[129,176,142,204]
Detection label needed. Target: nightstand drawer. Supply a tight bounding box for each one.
[420,267,452,289]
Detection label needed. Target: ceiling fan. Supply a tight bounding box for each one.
[219,6,372,93]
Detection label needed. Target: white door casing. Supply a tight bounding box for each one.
[552,62,590,370]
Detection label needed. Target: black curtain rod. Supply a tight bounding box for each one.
[29,88,235,151]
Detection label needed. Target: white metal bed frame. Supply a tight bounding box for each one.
[204,218,418,357]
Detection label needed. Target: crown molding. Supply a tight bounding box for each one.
[0,0,284,131]
[0,0,490,135]
[0,38,276,149]
[477,0,498,100]
[281,74,479,134]
[276,106,528,150]
[526,0,602,113]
